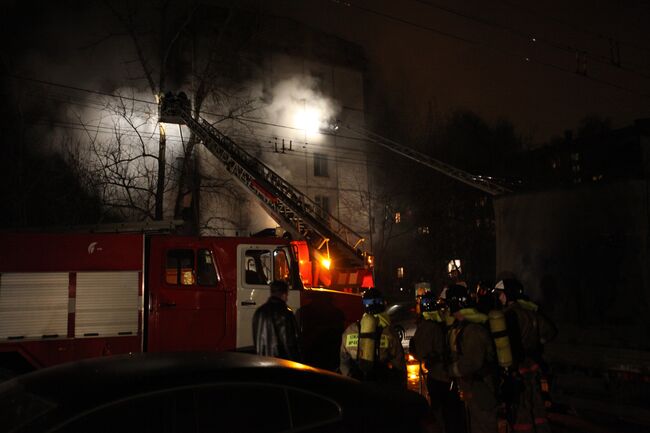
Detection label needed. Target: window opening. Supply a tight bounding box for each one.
[314,153,329,177]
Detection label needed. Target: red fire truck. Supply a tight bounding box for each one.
[0,230,371,374]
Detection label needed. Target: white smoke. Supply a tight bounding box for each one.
[262,75,340,145]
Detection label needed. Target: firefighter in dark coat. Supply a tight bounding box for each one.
[252,280,301,361]
[446,284,498,433]
[339,288,406,388]
[494,278,557,433]
[410,293,464,433]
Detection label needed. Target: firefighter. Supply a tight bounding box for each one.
[493,278,557,433]
[252,280,302,361]
[339,288,406,388]
[446,284,498,433]
[473,281,497,314]
[410,293,464,433]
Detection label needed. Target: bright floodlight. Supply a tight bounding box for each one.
[294,106,321,135]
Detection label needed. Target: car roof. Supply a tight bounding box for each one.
[1,352,353,401]
[0,352,428,433]
[386,301,416,313]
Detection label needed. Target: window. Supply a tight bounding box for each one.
[315,195,330,218]
[314,153,329,177]
[394,212,401,223]
[55,388,194,433]
[273,248,291,283]
[197,249,218,286]
[194,384,290,432]
[418,226,430,235]
[165,249,218,287]
[55,384,298,433]
[244,249,272,285]
[287,388,342,430]
[397,267,404,279]
[166,249,195,285]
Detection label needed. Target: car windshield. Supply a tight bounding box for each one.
[386,302,416,319]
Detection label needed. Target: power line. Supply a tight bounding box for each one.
[26,116,382,170]
[326,0,650,99]
[499,0,650,61]
[412,0,650,81]
[4,73,374,143]
[16,89,372,158]
[329,0,475,44]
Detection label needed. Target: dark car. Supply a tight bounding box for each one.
[0,352,430,433]
[386,301,419,350]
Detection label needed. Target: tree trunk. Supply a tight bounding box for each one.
[155,124,166,220]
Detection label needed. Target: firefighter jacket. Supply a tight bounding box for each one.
[504,300,557,367]
[339,314,406,385]
[410,315,449,383]
[448,308,498,433]
[447,309,495,380]
[253,296,301,361]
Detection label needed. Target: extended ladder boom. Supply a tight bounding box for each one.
[347,125,512,196]
[160,95,367,267]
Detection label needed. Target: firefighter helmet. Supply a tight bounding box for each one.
[446,284,470,313]
[494,278,524,302]
[362,288,386,314]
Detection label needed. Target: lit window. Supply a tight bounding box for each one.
[418,226,430,235]
[395,212,401,223]
[447,259,462,275]
[314,153,329,177]
[397,267,404,279]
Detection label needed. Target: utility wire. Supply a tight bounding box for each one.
[412,0,650,80]
[10,87,375,159]
[326,0,650,99]
[26,117,382,169]
[4,73,373,143]
[499,0,650,60]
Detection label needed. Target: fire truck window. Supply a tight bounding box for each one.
[194,384,290,432]
[273,248,291,284]
[287,388,342,431]
[196,249,218,286]
[244,249,271,285]
[166,249,195,286]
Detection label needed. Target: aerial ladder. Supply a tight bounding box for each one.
[159,93,370,275]
[343,124,512,196]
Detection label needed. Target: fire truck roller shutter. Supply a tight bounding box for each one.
[0,273,69,339]
[75,272,139,337]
